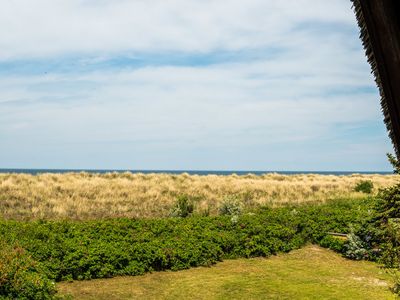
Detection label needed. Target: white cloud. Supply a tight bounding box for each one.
[0,57,382,146]
[0,0,393,170]
[0,0,355,60]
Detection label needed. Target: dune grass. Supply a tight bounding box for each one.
[0,172,398,220]
[57,245,395,300]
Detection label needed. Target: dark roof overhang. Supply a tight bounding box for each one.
[351,0,400,158]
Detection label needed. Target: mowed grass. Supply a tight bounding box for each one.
[58,246,396,300]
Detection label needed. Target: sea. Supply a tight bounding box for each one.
[0,169,393,176]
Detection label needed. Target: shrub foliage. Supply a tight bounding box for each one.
[347,183,400,294]
[375,184,400,292]
[169,195,195,218]
[354,180,374,194]
[219,195,243,216]
[0,241,56,299]
[0,197,375,298]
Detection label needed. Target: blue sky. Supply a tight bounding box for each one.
[0,0,394,171]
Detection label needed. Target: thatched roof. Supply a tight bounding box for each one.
[351,0,400,158]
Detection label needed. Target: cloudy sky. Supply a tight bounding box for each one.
[0,0,393,171]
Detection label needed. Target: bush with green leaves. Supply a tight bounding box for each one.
[170,195,194,218]
[344,228,369,260]
[387,153,400,174]
[0,197,374,287]
[354,180,374,194]
[0,241,56,299]
[377,185,400,294]
[219,195,243,216]
[318,235,346,253]
[348,182,400,294]
[372,184,400,266]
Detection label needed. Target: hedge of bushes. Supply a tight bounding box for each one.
[0,241,56,299]
[365,184,400,293]
[0,197,374,299]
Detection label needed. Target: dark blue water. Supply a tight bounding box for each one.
[0,169,393,176]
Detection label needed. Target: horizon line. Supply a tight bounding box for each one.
[0,168,393,174]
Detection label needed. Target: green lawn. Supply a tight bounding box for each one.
[58,245,396,300]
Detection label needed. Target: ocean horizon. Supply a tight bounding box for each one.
[0,168,393,176]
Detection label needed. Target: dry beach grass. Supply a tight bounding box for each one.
[0,172,398,220]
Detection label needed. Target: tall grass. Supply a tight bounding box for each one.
[0,172,398,220]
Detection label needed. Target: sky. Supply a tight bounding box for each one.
[0,0,394,171]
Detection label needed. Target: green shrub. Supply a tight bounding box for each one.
[376,184,400,223]
[344,230,369,260]
[219,195,243,216]
[0,197,374,290]
[373,184,400,268]
[0,241,56,299]
[387,153,400,174]
[355,183,400,294]
[170,195,194,218]
[318,235,346,252]
[354,180,374,194]
[0,213,303,281]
